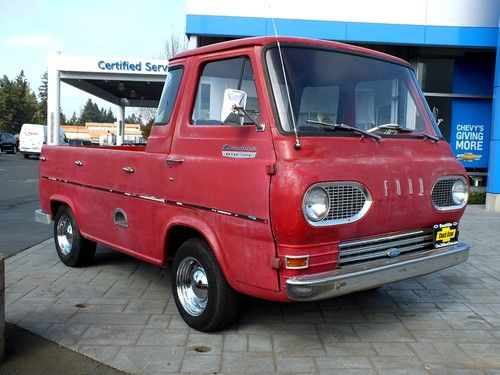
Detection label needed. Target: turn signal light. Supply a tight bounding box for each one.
[285,256,309,270]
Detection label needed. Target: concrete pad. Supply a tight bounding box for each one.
[3,205,500,374]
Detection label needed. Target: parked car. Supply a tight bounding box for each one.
[0,133,18,153]
[68,139,93,146]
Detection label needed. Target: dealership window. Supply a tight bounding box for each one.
[192,57,260,125]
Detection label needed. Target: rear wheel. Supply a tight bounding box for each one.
[54,205,96,267]
[172,238,239,332]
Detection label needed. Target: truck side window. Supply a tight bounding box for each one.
[192,57,260,125]
[154,67,184,125]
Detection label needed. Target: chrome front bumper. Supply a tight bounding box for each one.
[35,209,52,225]
[286,242,469,301]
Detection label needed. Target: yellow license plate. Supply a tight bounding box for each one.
[433,222,459,248]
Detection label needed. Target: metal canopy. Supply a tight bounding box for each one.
[60,73,165,108]
[48,52,169,146]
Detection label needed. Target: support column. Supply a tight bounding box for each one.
[187,35,198,50]
[116,105,125,146]
[47,51,61,145]
[486,17,500,212]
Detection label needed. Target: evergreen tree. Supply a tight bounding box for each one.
[78,98,114,123]
[141,119,154,140]
[105,107,116,122]
[69,111,78,125]
[60,111,67,124]
[126,113,140,124]
[38,71,48,123]
[0,71,41,133]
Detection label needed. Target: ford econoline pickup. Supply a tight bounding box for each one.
[36,37,469,331]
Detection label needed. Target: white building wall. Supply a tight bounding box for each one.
[186,0,499,28]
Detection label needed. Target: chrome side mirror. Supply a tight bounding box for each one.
[220,89,247,126]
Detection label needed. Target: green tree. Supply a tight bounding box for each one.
[104,107,116,122]
[68,111,78,124]
[141,119,154,140]
[60,111,67,124]
[78,98,115,123]
[126,112,143,124]
[38,71,48,122]
[0,71,41,134]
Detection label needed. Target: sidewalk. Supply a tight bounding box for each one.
[2,205,500,374]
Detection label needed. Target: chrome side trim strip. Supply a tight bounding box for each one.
[41,176,268,223]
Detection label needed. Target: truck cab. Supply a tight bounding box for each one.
[37,37,469,331]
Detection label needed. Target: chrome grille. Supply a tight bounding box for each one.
[305,182,372,226]
[432,179,455,207]
[324,185,366,220]
[431,176,467,210]
[339,230,434,266]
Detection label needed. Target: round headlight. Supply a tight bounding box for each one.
[303,187,330,222]
[451,179,468,205]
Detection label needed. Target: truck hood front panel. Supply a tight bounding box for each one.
[270,136,468,246]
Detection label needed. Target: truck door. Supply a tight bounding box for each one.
[168,53,280,292]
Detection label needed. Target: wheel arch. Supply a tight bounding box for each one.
[49,195,77,220]
[162,212,232,287]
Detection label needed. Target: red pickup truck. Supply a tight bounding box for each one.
[37,36,469,331]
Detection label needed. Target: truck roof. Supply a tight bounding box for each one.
[172,36,411,68]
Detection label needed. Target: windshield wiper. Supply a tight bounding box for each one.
[367,123,439,142]
[306,120,381,141]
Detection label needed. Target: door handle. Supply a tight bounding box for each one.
[122,166,134,173]
[74,160,83,166]
[165,158,183,167]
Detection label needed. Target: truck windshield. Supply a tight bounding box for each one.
[265,46,440,138]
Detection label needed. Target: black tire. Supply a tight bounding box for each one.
[172,238,239,332]
[23,154,29,159]
[54,205,96,267]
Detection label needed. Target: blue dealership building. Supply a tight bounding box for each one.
[185,0,500,212]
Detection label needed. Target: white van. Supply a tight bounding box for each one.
[19,124,67,159]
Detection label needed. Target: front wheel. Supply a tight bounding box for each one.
[172,238,239,332]
[54,205,96,267]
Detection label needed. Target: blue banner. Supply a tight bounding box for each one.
[450,99,491,168]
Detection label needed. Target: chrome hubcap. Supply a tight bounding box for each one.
[56,215,73,256]
[176,257,208,316]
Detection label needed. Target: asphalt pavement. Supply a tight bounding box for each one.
[0,151,125,374]
[0,153,52,257]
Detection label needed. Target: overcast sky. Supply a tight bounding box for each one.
[0,0,186,118]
